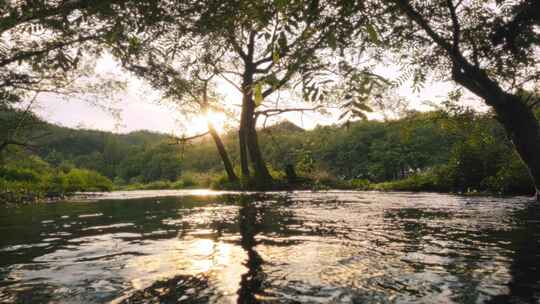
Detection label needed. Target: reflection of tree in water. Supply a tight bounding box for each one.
[488,203,540,304]
[0,282,57,304]
[237,197,266,304]
[234,194,346,303]
[118,195,274,304]
[119,274,214,304]
[106,193,341,303]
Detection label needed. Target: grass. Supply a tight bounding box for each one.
[111,170,412,192]
[72,166,539,196]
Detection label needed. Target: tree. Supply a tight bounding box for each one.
[0,96,48,154]
[362,0,540,200]
[110,33,239,182]
[196,0,375,187]
[199,80,239,183]
[0,0,137,103]
[110,0,382,188]
[1,0,151,153]
[171,78,239,183]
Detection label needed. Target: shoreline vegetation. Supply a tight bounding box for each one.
[1,170,534,206]
[114,171,536,197]
[1,1,539,204]
[2,109,537,205]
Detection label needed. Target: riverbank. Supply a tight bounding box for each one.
[2,171,535,206]
[108,173,535,198]
[0,191,70,206]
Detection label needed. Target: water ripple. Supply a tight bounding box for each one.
[0,191,537,303]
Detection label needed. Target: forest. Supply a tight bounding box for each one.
[1,0,539,202]
[1,104,537,203]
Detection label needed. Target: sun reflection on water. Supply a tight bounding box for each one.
[2,192,534,303]
[124,237,246,302]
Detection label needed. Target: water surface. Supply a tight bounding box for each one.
[0,190,538,303]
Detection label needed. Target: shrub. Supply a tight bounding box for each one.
[210,173,241,190]
[179,172,198,188]
[0,167,40,182]
[43,173,67,197]
[64,169,113,193]
[113,177,126,186]
[122,183,145,191]
[350,179,370,190]
[65,169,86,192]
[171,180,185,189]
[482,157,535,195]
[129,176,145,184]
[142,180,172,190]
[0,178,41,204]
[0,155,113,203]
[370,167,452,193]
[179,171,218,188]
[85,170,114,191]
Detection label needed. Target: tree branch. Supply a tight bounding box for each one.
[0,34,101,68]
[171,131,210,144]
[254,105,322,119]
[218,73,243,92]
[446,0,461,52]
[226,29,248,62]
[392,0,452,52]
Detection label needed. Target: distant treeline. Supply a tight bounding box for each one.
[1,107,537,202]
[182,108,536,195]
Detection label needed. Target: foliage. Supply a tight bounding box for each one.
[1,105,536,199]
[360,0,540,196]
[0,0,148,156]
[0,149,113,204]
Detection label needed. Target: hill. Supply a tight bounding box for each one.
[1,109,537,200]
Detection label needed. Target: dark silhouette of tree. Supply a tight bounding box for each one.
[357,0,540,200]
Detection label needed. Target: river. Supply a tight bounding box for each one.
[0,190,538,303]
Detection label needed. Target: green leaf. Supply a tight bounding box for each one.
[366,23,379,43]
[327,32,337,50]
[266,73,280,89]
[272,49,280,64]
[278,32,288,52]
[275,0,287,11]
[254,82,263,107]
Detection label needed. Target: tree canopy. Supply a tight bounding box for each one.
[1,0,539,198]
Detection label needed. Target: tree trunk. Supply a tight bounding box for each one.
[451,60,540,201]
[239,96,251,181]
[239,57,273,189]
[245,110,272,188]
[239,105,273,188]
[392,0,540,201]
[200,79,239,184]
[493,95,540,201]
[285,164,297,183]
[207,121,238,183]
[241,93,272,188]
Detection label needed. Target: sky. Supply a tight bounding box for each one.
[33,54,486,136]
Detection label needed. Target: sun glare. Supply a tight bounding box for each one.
[186,111,228,135]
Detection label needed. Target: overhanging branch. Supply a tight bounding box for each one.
[254,105,323,119]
